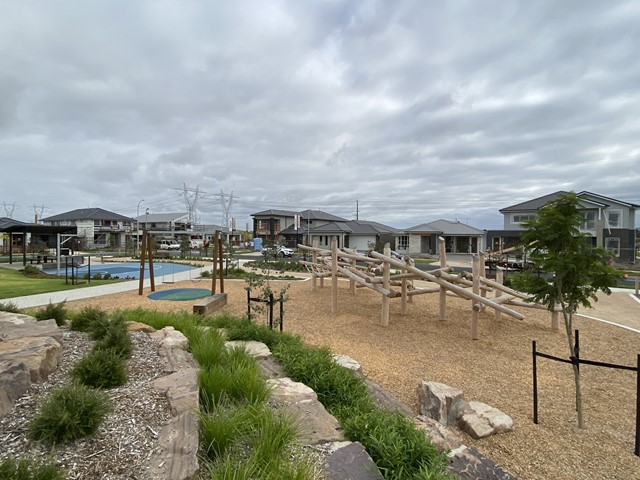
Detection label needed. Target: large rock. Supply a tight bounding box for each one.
[0,337,62,382]
[151,327,189,350]
[324,441,383,480]
[417,381,464,426]
[225,340,271,359]
[147,410,200,480]
[332,354,363,374]
[0,311,37,324]
[0,360,31,418]
[152,368,199,416]
[268,377,345,445]
[448,445,517,480]
[457,401,514,439]
[0,318,62,344]
[415,416,464,452]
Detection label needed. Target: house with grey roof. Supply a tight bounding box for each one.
[394,219,486,256]
[488,191,638,262]
[280,219,398,251]
[41,208,134,249]
[251,209,348,243]
[0,217,27,252]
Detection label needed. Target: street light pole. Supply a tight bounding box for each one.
[136,199,144,257]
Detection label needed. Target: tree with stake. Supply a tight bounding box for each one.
[512,192,622,428]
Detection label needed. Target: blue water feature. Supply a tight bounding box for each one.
[47,262,197,280]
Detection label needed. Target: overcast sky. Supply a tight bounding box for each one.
[2,1,639,231]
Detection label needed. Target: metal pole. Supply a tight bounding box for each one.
[533,340,539,424]
[247,289,251,320]
[279,295,284,332]
[136,199,144,257]
[269,293,274,329]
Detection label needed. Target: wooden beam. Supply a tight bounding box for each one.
[331,237,338,314]
[495,268,503,322]
[438,237,447,321]
[471,255,480,340]
[381,243,391,326]
[336,265,398,297]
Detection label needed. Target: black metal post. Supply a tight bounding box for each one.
[247,289,251,320]
[533,340,539,424]
[269,293,274,329]
[635,353,639,457]
[279,295,284,332]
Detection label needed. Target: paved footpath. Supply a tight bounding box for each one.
[576,288,640,333]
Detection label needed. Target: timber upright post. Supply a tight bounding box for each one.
[381,243,391,326]
[138,232,147,295]
[471,255,480,340]
[311,238,318,292]
[211,232,219,294]
[218,236,224,293]
[147,232,155,292]
[438,237,447,321]
[331,237,338,314]
[495,267,503,322]
[479,252,486,299]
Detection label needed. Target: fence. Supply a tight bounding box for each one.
[246,290,284,332]
[532,329,640,456]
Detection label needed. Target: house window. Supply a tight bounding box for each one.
[606,209,622,228]
[513,214,535,224]
[580,211,596,231]
[605,237,620,257]
[397,235,409,249]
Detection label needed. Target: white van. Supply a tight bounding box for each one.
[158,239,180,250]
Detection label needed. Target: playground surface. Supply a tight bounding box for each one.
[49,277,640,480]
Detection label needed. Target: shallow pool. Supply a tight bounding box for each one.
[45,261,197,280]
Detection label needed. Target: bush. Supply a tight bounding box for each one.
[0,301,21,313]
[89,313,126,341]
[28,384,110,443]
[94,322,133,359]
[200,269,211,278]
[92,273,103,280]
[70,306,109,332]
[0,457,65,480]
[34,301,67,327]
[22,265,40,276]
[71,349,128,388]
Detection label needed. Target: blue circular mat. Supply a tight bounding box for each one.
[148,288,212,301]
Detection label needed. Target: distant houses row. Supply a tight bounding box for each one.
[0,190,637,262]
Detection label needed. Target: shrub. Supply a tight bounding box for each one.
[34,301,67,327]
[0,457,65,480]
[71,349,128,388]
[22,265,40,275]
[0,301,21,313]
[28,384,110,443]
[70,306,109,332]
[92,273,103,280]
[89,313,126,341]
[94,322,133,359]
[200,269,211,278]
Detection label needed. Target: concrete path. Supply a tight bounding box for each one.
[576,288,640,333]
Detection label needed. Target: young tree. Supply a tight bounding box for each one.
[512,192,622,428]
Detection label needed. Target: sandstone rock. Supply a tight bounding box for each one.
[0,311,36,324]
[225,340,271,359]
[151,326,189,350]
[127,321,156,333]
[365,377,414,417]
[448,445,517,480]
[158,343,197,373]
[417,381,464,426]
[152,368,199,415]
[0,318,62,344]
[324,441,383,479]
[0,360,31,418]
[332,354,363,374]
[257,356,288,379]
[415,416,464,452]
[457,401,513,439]
[268,377,344,445]
[0,337,62,382]
[147,410,200,480]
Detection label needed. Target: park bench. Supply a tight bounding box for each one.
[193,293,227,315]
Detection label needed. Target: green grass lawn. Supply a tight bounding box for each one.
[0,267,123,299]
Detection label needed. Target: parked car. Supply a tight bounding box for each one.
[158,239,180,250]
[276,245,294,257]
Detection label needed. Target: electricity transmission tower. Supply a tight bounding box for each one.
[3,202,16,218]
[216,190,236,229]
[33,204,45,223]
[176,184,206,226]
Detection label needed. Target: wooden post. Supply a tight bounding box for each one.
[147,232,155,292]
[479,252,486,299]
[406,257,414,304]
[471,255,480,340]
[381,243,391,326]
[350,256,356,294]
[331,237,338,314]
[218,237,224,293]
[636,276,639,296]
[495,268,503,322]
[438,237,447,321]
[138,232,147,296]
[211,232,219,294]
[311,238,318,291]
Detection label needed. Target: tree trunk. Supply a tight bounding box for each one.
[561,303,585,428]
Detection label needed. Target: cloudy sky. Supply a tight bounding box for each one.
[2,1,639,230]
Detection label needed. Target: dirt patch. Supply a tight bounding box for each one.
[65,278,640,480]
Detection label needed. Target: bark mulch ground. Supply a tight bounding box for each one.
[63,277,640,480]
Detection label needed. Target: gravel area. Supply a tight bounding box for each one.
[35,278,640,479]
[0,330,173,479]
